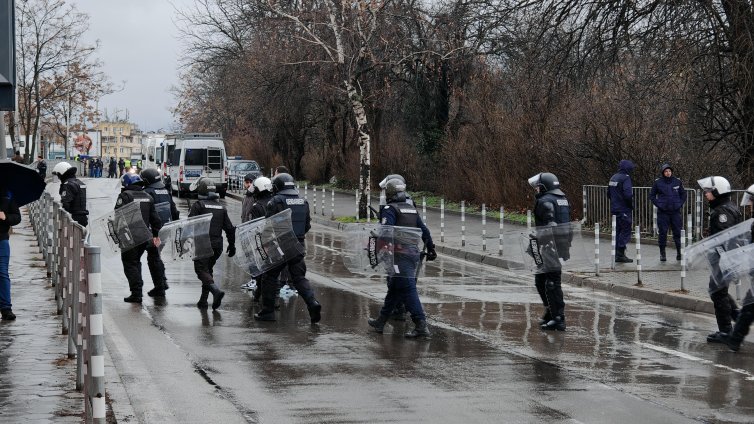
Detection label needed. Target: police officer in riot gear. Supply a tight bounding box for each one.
[608,160,635,263]
[141,168,179,297]
[528,172,571,331]
[52,162,89,227]
[116,174,163,303]
[378,174,413,206]
[698,176,742,344]
[649,164,686,261]
[723,183,754,351]
[255,173,322,323]
[242,176,274,299]
[368,177,437,338]
[188,177,235,310]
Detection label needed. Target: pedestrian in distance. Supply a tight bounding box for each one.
[273,166,289,177]
[141,168,179,298]
[11,150,23,164]
[117,174,163,303]
[0,187,21,320]
[118,158,125,177]
[188,177,235,310]
[527,172,572,331]
[109,157,117,178]
[608,159,635,263]
[36,155,47,179]
[254,173,322,323]
[649,163,686,261]
[698,176,742,344]
[52,162,89,227]
[722,183,754,352]
[367,176,437,338]
[241,173,257,223]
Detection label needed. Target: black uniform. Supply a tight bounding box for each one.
[725,220,754,350]
[707,194,742,338]
[533,190,571,328]
[188,193,235,292]
[116,186,162,300]
[257,189,321,322]
[59,176,88,227]
[144,182,180,293]
[36,160,47,179]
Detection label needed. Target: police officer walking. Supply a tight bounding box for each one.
[528,172,571,331]
[52,162,89,227]
[608,159,635,263]
[254,173,322,323]
[367,177,437,338]
[723,183,754,352]
[241,175,273,298]
[698,176,742,344]
[141,168,179,297]
[116,174,163,303]
[188,178,235,310]
[649,163,686,261]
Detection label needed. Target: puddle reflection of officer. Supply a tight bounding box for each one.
[141,168,179,297]
[117,174,163,303]
[698,176,742,344]
[528,173,571,331]
[52,162,88,227]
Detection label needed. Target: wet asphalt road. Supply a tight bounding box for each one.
[81,180,754,423]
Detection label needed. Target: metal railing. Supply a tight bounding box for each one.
[27,192,106,424]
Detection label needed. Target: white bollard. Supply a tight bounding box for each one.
[461,201,466,248]
[440,199,445,243]
[652,206,658,236]
[305,184,308,202]
[527,210,532,231]
[355,190,359,221]
[313,186,318,215]
[482,204,487,252]
[595,223,600,276]
[687,213,693,246]
[695,190,702,241]
[680,229,687,291]
[321,186,326,216]
[611,215,617,270]
[498,207,504,256]
[422,197,427,224]
[331,189,335,219]
[635,225,642,285]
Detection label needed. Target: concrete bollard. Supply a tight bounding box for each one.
[695,191,702,241]
[635,225,642,286]
[498,207,504,256]
[481,204,486,252]
[355,190,359,221]
[422,197,427,224]
[304,184,308,203]
[527,210,531,231]
[611,215,617,270]
[440,199,445,243]
[687,214,693,246]
[313,186,318,215]
[461,201,466,248]
[87,246,106,423]
[582,186,587,224]
[652,206,658,236]
[331,189,335,219]
[680,229,687,291]
[321,186,326,216]
[595,223,600,276]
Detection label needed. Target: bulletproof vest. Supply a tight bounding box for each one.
[535,193,570,226]
[387,201,419,227]
[145,185,172,223]
[195,199,228,242]
[272,193,308,238]
[710,201,743,235]
[65,178,88,216]
[123,190,155,229]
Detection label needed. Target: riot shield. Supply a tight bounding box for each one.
[155,202,173,224]
[233,209,304,277]
[92,201,152,255]
[521,222,590,274]
[158,213,213,261]
[716,243,754,307]
[685,218,752,292]
[341,224,423,277]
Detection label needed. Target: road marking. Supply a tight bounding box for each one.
[637,342,754,380]
[314,243,338,252]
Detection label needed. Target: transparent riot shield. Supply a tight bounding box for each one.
[92,201,152,255]
[717,243,754,307]
[521,222,590,274]
[685,218,752,292]
[377,226,424,277]
[233,209,304,277]
[155,202,173,224]
[158,213,213,261]
[341,223,383,276]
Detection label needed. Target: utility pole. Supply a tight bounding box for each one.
[0,0,17,160]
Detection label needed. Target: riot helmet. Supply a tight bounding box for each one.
[191,177,216,198]
[697,176,731,197]
[384,178,407,203]
[379,174,405,189]
[52,162,76,179]
[528,172,564,195]
[121,173,144,187]
[741,184,754,207]
[252,176,273,196]
[271,173,297,195]
[140,168,162,185]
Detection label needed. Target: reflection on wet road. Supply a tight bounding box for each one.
[94,186,754,423]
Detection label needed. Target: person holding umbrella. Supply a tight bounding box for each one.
[0,186,21,320]
[52,162,88,227]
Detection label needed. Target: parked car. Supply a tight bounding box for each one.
[227,159,263,192]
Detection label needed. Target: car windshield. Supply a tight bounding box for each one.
[232,162,259,171]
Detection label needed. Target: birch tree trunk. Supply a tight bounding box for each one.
[346,80,371,219]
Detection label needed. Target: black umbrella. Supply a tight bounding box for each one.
[0,159,47,207]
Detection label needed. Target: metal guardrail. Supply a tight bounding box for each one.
[27,192,106,424]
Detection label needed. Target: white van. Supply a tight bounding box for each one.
[165,133,228,198]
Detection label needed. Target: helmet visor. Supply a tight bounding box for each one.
[528,174,541,189]
[741,191,754,207]
[378,176,390,189]
[697,177,714,191]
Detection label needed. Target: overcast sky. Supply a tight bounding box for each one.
[75,0,192,132]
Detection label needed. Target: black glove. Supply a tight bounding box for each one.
[227,245,236,257]
[426,247,437,261]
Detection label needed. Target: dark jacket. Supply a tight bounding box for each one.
[59,176,88,226]
[0,192,21,241]
[144,182,179,223]
[241,189,255,223]
[649,163,686,213]
[266,191,311,240]
[380,200,435,250]
[249,192,272,221]
[708,194,742,236]
[115,185,162,237]
[188,193,235,249]
[608,160,635,214]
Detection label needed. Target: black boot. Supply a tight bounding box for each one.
[124,292,142,303]
[197,286,210,309]
[208,284,225,310]
[307,298,322,324]
[0,308,16,320]
[707,331,729,343]
[405,319,431,338]
[675,241,682,261]
[541,315,566,331]
[538,309,552,326]
[659,246,666,262]
[368,315,388,333]
[724,308,754,352]
[390,303,407,321]
[147,281,167,297]
[615,247,633,263]
[254,295,277,321]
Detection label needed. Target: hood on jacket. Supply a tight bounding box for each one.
[618,159,635,174]
[660,163,672,176]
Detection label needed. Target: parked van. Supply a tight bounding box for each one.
[165,133,228,198]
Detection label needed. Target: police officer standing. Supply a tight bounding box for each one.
[52,162,89,227]
[367,177,437,338]
[649,163,686,261]
[528,173,572,331]
[188,178,235,310]
[723,183,754,351]
[608,159,635,263]
[117,174,163,303]
[254,173,322,323]
[141,168,179,297]
[698,176,742,344]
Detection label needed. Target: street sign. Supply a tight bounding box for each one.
[0,0,15,111]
